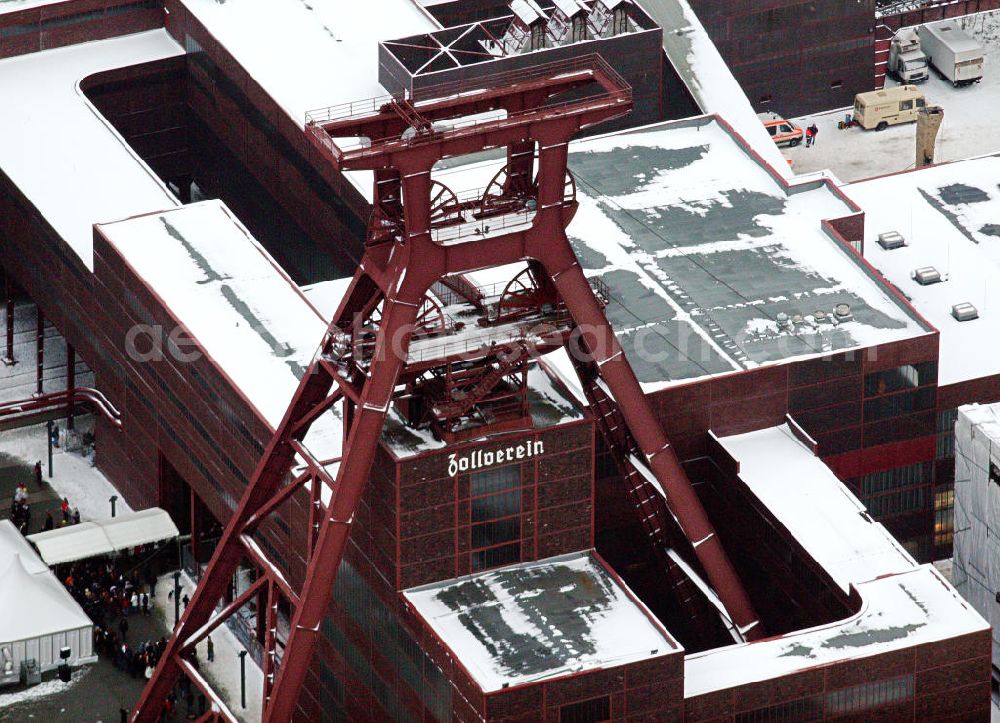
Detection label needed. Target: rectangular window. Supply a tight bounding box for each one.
[858,462,928,497]
[560,696,611,723]
[864,362,936,396]
[470,464,521,572]
[863,387,935,421]
[934,506,954,546]
[826,674,914,715]
[735,695,823,722]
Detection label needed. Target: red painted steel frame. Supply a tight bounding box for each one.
[134,57,760,723]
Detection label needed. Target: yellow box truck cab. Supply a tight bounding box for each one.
[853,85,927,130]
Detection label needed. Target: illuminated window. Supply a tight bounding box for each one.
[934,505,954,546]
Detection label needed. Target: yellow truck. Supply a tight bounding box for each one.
[852,85,927,131]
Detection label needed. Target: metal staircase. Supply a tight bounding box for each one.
[576,366,740,646]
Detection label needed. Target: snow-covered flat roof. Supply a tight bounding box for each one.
[435,117,928,392]
[563,117,926,392]
[0,30,182,270]
[96,200,343,464]
[717,424,916,594]
[404,551,678,692]
[693,423,988,696]
[179,0,438,199]
[844,156,1000,387]
[685,564,988,698]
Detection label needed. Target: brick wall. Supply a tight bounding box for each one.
[383,419,594,590]
[0,0,161,60]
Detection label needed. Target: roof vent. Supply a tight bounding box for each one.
[834,303,853,322]
[776,312,791,329]
[877,231,906,250]
[913,266,942,285]
[814,309,829,324]
[952,303,979,322]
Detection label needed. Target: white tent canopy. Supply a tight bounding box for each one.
[27,507,179,566]
[0,521,95,681]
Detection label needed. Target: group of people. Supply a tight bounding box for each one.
[9,481,32,533]
[7,479,81,535]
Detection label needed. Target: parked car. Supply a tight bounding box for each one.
[758,112,804,147]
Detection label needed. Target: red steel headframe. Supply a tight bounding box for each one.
[133,54,760,723]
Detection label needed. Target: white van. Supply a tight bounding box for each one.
[853,85,927,130]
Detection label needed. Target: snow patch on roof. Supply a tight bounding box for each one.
[685,565,988,697]
[97,200,331,431]
[404,551,677,692]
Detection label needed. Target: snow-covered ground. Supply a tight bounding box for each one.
[0,666,90,712]
[0,420,133,522]
[783,10,1000,182]
[154,571,263,723]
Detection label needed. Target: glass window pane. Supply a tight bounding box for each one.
[471,465,521,497]
[471,517,520,549]
[472,489,521,523]
[471,542,520,571]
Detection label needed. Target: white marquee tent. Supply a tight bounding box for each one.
[0,521,94,684]
[27,507,179,566]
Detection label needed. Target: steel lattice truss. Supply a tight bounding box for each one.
[132,54,762,723]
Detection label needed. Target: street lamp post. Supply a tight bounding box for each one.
[46,420,53,478]
[238,650,247,709]
[109,495,118,518]
[173,571,181,629]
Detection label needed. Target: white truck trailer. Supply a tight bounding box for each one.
[888,28,929,83]
[917,19,985,87]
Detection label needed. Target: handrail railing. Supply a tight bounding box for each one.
[431,208,535,244]
[305,53,628,127]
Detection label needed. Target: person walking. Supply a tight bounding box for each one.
[60,497,70,523]
[118,616,129,643]
[206,635,214,663]
[34,461,42,488]
[141,591,150,616]
[44,511,54,531]
[806,123,819,147]
[72,507,81,525]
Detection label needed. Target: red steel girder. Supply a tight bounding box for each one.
[136,55,760,723]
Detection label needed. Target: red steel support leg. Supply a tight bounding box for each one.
[531,135,763,640]
[261,288,424,720]
[551,261,761,639]
[131,351,346,722]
